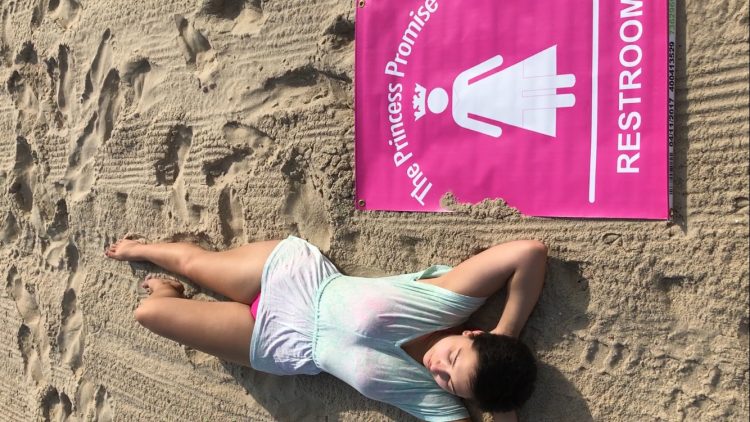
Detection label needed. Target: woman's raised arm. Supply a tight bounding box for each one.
[439,240,547,337]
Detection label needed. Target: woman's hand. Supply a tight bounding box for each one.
[489,327,514,337]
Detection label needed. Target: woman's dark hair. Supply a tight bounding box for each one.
[469,333,537,413]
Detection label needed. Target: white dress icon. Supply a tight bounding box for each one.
[424,45,575,138]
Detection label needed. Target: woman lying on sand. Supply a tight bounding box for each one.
[105,235,546,422]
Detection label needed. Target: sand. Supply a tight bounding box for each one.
[0,0,747,420]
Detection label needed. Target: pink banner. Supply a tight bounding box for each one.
[354,0,672,218]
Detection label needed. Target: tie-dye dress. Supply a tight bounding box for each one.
[250,236,486,421]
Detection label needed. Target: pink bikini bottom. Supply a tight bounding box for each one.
[250,292,261,319]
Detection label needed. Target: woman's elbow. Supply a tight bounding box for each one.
[523,240,548,259]
[521,240,548,284]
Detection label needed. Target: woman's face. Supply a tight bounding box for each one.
[423,331,481,399]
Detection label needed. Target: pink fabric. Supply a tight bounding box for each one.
[250,293,261,319]
[354,0,669,218]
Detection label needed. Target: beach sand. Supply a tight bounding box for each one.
[0,0,748,420]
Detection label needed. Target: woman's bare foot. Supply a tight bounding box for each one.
[105,237,145,261]
[142,274,185,298]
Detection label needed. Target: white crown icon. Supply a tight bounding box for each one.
[413,84,426,121]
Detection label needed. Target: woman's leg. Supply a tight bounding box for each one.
[134,277,254,366]
[106,237,281,304]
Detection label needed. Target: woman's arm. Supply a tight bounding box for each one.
[438,240,547,337]
[489,243,547,338]
[439,242,545,422]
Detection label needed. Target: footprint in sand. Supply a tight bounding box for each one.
[47,239,85,373]
[43,199,71,268]
[121,57,151,107]
[232,1,266,36]
[203,122,271,186]
[15,39,38,64]
[155,124,193,223]
[221,121,274,171]
[47,0,81,28]
[47,198,69,240]
[174,14,219,91]
[40,385,73,421]
[56,45,72,114]
[282,166,333,251]
[219,186,244,246]
[212,121,277,244]
[0,1,15,64]
[44,380,114,422]
[5,67,37,132]
[6,267,41,327]
[76,379,114,421]
[323,14,354,50]
[8,136,35,213]
[95,68,122,142]
[81,29,113,103]
[30,0,44,27]
[17,324,44,383]
[65,114,97,200]
[6,42,42,134]
[1,211,20,245]
[155,124,193,186]
[196,0,266,35]
[199,0,245,19]
[51,240,85,374]
[578,338,628,373]
[7,266,47,384]
[43,44,73,127]
[253,66,349,112]
[11,248,104,419]
[202,146,250,187]
[58,281,85,372]
[174,15,211,65]
[66,30,122,201]
[31,0,79,28]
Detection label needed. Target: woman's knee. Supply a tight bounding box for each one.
[179,246,209,279]
[520,240,548,260]
[134,299,160,326]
